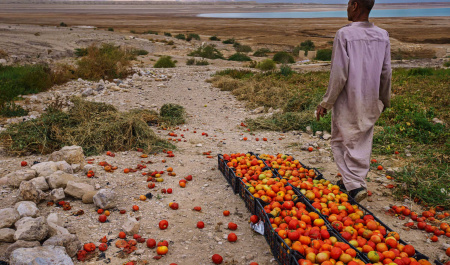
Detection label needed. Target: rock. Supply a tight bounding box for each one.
[14,217,48,241]
[0,59,6,65]
[0,208,20,228]
[48,145,85,166]
[81,190,97,204]
[5,240,41,259]
[0,228,15,242]
[49,188,65,202]
[64,181,94,199]
[45,171,77,189]
[71,164,81,172]
[122,217,140,236]
[93,189,116,209]
[10,246,74,265]
[432,118,444,124]
[82,164,96,174]
[315,131,323,137]
[29,176,49,191]
[6,170,37,188]
[55,161,74,174]
[81,88,93,97]
[0,176,8,186]
[323,133,332,140]
[14,201,39,218]
[18,181,44,203]
[300,143,310,151]
[43,234,81,257]
[31,161,59,177]
[48,222,71,237]
[252,106,264,114]
[47,213,62,226]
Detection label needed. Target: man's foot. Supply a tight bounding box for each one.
[349,187,367,203]
[337,180,347,191]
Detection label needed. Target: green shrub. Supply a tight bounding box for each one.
[175,34,186,40]
[132,49,149,56]
[256,59,276,71]
[59,22,67,27]
[214,69,254,79]
[222,38,235,44]
[130,30,136,34]
[298,40,315,56]
[160,103,186,126]
[235,44,252,53]
[74,48,88,57]
[107,28,114,32]
[315,49,332,61]
[248,61,257,68]
[145,30,158,35]
[273,52,295,64]
[164,32,172,37]
[196,59,209,66]
[228,53,252,62]
[186,33,200,41]
[253,48,270,57]
[167,40,174,45]
[76,43,132,81]
[188,45,223,59]
[209,35,220,41]
[444,61,450,67]
[186,58,195,65]
[407,68,433,76]
[154,56,176,68]
[0,102,28,117]
[279,64,294,76]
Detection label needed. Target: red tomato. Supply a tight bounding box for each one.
[159,220,169,230]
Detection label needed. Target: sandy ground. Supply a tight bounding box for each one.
[0,16,449,265]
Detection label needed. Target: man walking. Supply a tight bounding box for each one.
[316,0,391,202]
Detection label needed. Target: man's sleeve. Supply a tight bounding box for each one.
[320,30,349,110]
[379,38,392,108]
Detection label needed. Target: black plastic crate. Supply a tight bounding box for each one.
[228,169,242,194]
[217,154,227,176]
[398,238,431,263]
[240,180,259,215]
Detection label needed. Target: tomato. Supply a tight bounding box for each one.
[193,206,202,211]
[159,220,169,230]
[77,250,87,261]
[156,246,168,255]
[120,209,126,214]
[250,215,259,224]
[197,221,205,229]
[98,215,107,223]
[99,243,108,252]
[212,254,223,264]
[157,240,169,247]
[83,242,96,252]
[146,238,156,248]
[228,222,237,230]
[97,209,104,214]
[167,188,172,194]
[119,232,126,239]
[132,205,139,211]
[185,175,193,181]
[21,161,27,167]
[227,233,237,242]
[223,210,230,216]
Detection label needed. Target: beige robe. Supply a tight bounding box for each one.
[320,22,391,191]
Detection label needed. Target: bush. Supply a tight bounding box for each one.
[167,40,174,45]
[160,103,186,126]
[273,52,295,64]
[279,64,295,76]
[76,43,132,81]
[444,61,450,67]
[145,30,158,35]
[253,48,270,57]
[107,28,114,32]
[186,58,195,65]
[235,44,252,53]
[315,49,332,61]
[132,49,149,56]
[228,53,252,62]
[0,98,173,155]
[175,34,186,40]
[298,40,315,56]
[209,35,220,41]
[407,68,434,76]
[214,69,254,79]
[196,59,209,66]
[188,45,223,59]
[164,32,172,37]
[0,102,28,117]
[222,38,236,44]
[59,22,68,27]
[154,56,176,68]
[74,48,88,57]
[186,33,200,41]
[256,59,276,71]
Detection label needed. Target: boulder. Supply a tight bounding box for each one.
[0,228,15,242]
[55,161,74,174]
[14,201,40,218]
[93,189,116,209]
[6,169,38,188]
[81,190,97,204]
[47,222,70,237]
[49,188,65,202]
[48,145,84,166]
[29,176,49,191]
[14,217,48,241]
[122,217,140,236]
[71,164,81,172]
[43,234,81,257]
[64,181,94,199]
[31,161,59,177]
[82,164,96,174]
[5,240,41,259]
[45,171,77,189]
[18,181,44,203]
[10,246,74,265]
[47,213,62,226]
[0,208,20,228]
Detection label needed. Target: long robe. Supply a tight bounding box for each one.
[320,21,391,191]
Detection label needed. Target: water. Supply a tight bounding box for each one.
[198,8,450,18]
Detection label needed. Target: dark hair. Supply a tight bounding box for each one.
[352,0,375,12]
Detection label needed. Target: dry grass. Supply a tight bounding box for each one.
[0,49,7,59]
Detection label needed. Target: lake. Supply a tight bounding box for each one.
[198,7,450,18]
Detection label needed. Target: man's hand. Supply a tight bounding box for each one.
[316,105,327,121]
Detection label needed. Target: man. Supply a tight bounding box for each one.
[316,0,391,202]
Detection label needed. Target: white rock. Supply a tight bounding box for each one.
[55,161,74,174]
[81,88,93,97]
[0,228,15,242]
[64,181,94,199]
[93,189,116,209]
[71,164,81,172]
[6,170,37,188]
[5,240,41,259]
[122,217,140,236]
[29,176,49,191]
[45,171,77,189]
[14,217,49,241]
[31,161,59,177]
[14,201,39,218]
[50,188,66,202]
[0,208,20,228]
[82,164,97,174]
[18,181,44,203]
[10,246,74,265]
[43,234,82,257]
[48,145,85,166]
[47,213,62,226]
[323,133,332,140]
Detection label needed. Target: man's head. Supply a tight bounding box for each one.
[347,0,375,22]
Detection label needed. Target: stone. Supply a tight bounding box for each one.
[14,201,40,218]
[252,106,264,114]
[315,131,323,137]
[14,217,48,241]
[5,240,41,259]
[64,181,94,199]
[323,133,332,140]
[49,188,65,202]
[0,208,20,228]
[43,234,81,257]
[29,176,49,191]
[31,161,59,177]
[45,171,77,189]
[81,88,93,97]
[10,246,74,265]
[0,176,8,186]
[0,59,6,65]
[93,189,116,209]
[122,217,140,236]
[6,170,37,188]
[81,190,97,204]
[0,228,15,242]
[47,213,62,226]
[55,161,74,174]
[48,145,85,166]
[82,164,96,174]
[18,181,44,203]
[71,164,81,172]
[432,117,444,124]
[305,126,312,134]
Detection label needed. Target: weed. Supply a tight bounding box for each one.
[74,48,88,57]
[160,103,186,126]
[279,65,295,76]
[145,30,158,35]
[59,22,68,27]
[130,30,136,34]
[214,69,254,79]
[315,49,332,61]
[175,34,186,40]
[167,40,174,45]
[222,38,236,44]
[391,48,436,60]
[51,63,76,85]
[407,68,433,76]
[107,28,114,32]
[188,45,223,59]
[253,48,270,57]
[196,59,209,66]
[209,35,221,41]
[0,49,8,59]
[164,32,172,37]
[132,49,149,56]
[0,102,28,117]
[444,61,450,67]
[228,53,251,62]
[186,33,200,41]
[186,58,195,65]
[248,61,257,68]
[235,44,252,53]
[273,52,295,64]
[154,56,176,68]
[256,59,276,71]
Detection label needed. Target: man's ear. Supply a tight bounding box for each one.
[351,0,358,11]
